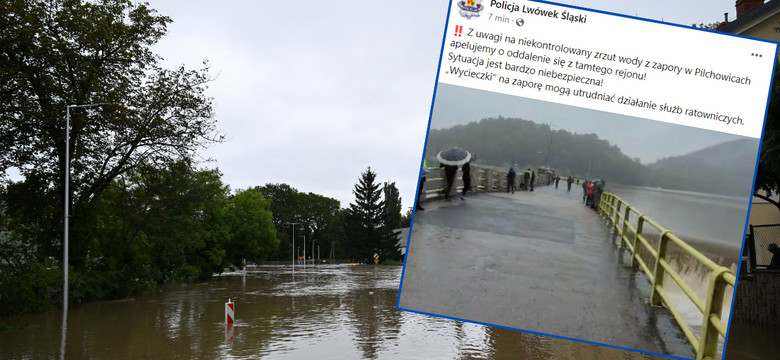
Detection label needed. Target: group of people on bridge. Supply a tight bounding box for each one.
[506,168,540,193]
[506,166,606,211]
[505,168,578,194]
[414,158,606,212]
[582,178,606,210]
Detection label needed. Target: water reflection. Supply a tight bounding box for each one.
[1,265,669,359]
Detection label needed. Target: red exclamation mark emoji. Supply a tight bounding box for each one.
[455,25,462,37]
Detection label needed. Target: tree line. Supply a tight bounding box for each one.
[0,0,407,316]
[426,117,757,197]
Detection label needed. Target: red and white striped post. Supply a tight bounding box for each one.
[225,299,234,324]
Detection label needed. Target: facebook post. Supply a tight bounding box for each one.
[398,1,777,359]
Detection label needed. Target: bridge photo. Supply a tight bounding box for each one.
[397,85,759,360]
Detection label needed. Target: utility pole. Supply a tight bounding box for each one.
[286,222,298,269]
[64,103,110,313]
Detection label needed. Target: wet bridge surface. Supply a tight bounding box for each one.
[398,185,695,359]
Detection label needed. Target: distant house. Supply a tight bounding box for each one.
[717,1,780,335]
[718,0,780,228]
[717,0,780,41]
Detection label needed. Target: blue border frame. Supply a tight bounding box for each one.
[396,0,454,309]
[397,1,780,360]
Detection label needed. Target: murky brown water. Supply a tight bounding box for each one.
[723,321,780,360]
[1,265,669,359]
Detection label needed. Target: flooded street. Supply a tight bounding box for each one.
[0,265,668,359]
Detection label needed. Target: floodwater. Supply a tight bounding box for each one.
[723,321,780,360]
[608,184,750,250]
[0,265,667,360]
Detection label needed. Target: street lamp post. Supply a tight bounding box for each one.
[63,103,110,313]
[286,222,298,269]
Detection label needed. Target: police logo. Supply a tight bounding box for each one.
[458,0,484,19]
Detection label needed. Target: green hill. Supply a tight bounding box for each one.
[424,117,759,197]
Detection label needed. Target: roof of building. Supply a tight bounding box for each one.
[719,0,780,33]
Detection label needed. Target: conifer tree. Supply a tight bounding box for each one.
[344,167,385,262]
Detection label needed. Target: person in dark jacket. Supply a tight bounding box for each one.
[441,163,458,201]
[769,243,780,269]
[460,162,471,200]
[523,169,531,190]
[530,171,536,191]
[582,180,588,203]
[591,179,604,210]
[507,167,516,194]
[566,176,573,191]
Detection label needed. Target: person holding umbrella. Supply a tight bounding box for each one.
[437,147,471,201]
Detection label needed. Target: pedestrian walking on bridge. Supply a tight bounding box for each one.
[460,161,471,200]
[441,163,458,201]
[523,168,531,190]
[507,167,516,194]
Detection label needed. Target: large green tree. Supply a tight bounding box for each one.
[298,192,340,261]
[92,160,230,286]
[256,183,300,261]
[345,167,396,262]
[222,188,278,267]
[0,0,221,271]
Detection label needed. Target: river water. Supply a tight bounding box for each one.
[607,184,750,262]
[0,265,668,359]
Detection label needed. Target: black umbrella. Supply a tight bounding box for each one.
[436,147,471,166]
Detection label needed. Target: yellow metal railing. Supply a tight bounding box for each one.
[599,192,734,360]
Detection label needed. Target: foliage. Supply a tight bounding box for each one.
[0,0,222,273]
[380,182,403,260]
[256,183,340,261]
[88,160,232,287]
[222,188,277,267]
[691,22,722,30]
[400,208,413,228]
[298,192,340,260]
[382,182,402,229]
[0,161,282,313]
[319,209,349,259]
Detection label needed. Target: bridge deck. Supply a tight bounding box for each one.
[398,185,694,358]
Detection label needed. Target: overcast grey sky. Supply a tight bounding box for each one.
[142,0,753,211]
